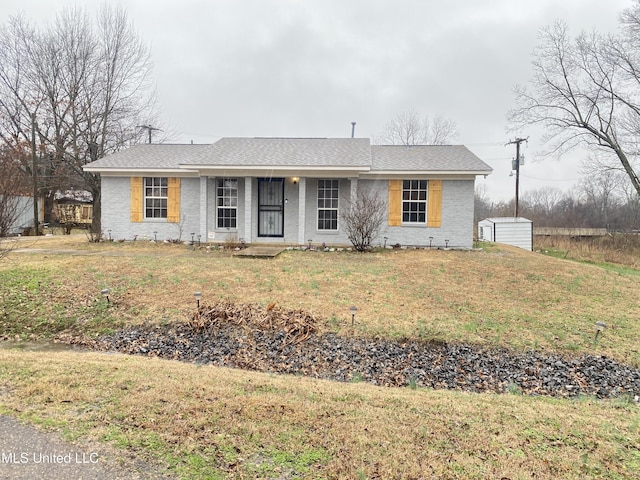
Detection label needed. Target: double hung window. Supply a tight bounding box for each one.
[217,178,238,228]
[402,180,427,223]
[317,179,339,230]
[144,177,168,219]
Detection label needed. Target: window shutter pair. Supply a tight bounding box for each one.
[130,177,180,223]
[387,179,442,227]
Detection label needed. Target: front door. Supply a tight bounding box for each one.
[258,178,284,237]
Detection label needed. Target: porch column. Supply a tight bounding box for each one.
[298,177,307,245]
[199,176,208,240]
[244,177,252,243]
[350,177,358,210]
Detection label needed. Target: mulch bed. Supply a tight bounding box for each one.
[68,301,640,400]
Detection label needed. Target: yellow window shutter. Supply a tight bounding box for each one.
[130,177,143,222]
[388,179,402,226]
[167,177,180,223]
[427,180,442,228]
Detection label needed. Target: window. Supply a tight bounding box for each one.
[317,179,339,230]
[144,177,168,218]
[217,178,238,228]
[402,180,427,223]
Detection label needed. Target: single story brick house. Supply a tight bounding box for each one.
[83,137,492,248]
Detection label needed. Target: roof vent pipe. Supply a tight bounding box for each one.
[351,121,356,138]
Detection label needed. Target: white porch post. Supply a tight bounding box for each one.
[199,176,208,240]
[244,177,252,243]
[298,177,306,245]
[350,177,358,210]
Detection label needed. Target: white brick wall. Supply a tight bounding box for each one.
[102,176,199,242]
[101,176,476,247]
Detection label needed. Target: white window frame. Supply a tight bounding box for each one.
[402,180,427,224]
[144,177,168,219]
[317,179,339,231]
[216,178,238,229]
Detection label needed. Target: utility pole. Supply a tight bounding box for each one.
[137,124,161,144]
[30,113,39,236]
[506,137,528,217]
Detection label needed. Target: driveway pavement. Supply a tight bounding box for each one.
[0,416,173,479]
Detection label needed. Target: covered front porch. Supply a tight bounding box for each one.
[196,175,359,246]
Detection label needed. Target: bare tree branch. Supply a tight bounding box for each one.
[509,13,640,198]
[375,108,458,145]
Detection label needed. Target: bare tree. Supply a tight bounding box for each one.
[474,184,494,226]
[0,6,157,238]
[429,115,459,145]
[341,188,386,251]
[375,109,458,145]
[578,155,623,227]
[520,186,565,225]
[509,4,640,199]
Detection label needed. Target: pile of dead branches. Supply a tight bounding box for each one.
[188,300,318,345]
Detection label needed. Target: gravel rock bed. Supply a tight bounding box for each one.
[76,322,640,400]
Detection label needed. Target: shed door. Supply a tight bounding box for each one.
[258,178,284,237]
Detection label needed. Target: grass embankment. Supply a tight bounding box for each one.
[535,233,640,271]
[0,235,639,478]
[1,235,638,362]
[1,350,638,479]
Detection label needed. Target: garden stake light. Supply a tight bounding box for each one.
[350,305,358,327]
[101,288,110,304]
[194,291,202,309]
[429,236,433,249]
[595,321,606,342]
[153,231,157,241]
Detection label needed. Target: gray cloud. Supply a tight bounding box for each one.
[0,0,632,199]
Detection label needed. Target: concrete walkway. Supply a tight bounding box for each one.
[0,415,173,479]
[232,246,285,258]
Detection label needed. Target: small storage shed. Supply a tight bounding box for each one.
[477,217,533,251]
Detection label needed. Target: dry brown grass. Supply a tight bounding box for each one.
[1,349,638,479]
[2,236,639,363]
[2,237,640,478]
[535,234,640,268]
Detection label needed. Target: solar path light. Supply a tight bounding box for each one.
[101,288,110,304]
[350,305,358,327]
[594,321,606,342]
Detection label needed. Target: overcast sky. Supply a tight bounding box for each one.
[0,0,634,201]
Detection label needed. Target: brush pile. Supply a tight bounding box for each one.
[188,300,317,345]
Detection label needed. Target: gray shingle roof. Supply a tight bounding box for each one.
[84,144,211,170]
[185,137,372,167]
[83,138,492,175]
[371,145,492,172]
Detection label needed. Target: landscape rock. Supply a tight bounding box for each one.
[72,321,640,400]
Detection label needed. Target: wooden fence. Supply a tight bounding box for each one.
[533,227,608,237]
